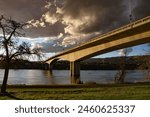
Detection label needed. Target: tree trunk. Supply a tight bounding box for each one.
[1,65,9,94]
[115,56,126,84]
[115,70,125,84]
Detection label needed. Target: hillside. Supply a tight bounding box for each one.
[52,55,150,70]
[0,55,149,70]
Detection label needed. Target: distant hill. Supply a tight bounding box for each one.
[0,55,149,70]
[0,59,46,69]
[52,55,150,70]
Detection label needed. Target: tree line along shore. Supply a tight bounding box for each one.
[0,55,149,70]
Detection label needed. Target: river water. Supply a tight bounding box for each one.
[0,70,149,85]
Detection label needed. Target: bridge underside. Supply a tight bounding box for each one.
[45,16,150,83]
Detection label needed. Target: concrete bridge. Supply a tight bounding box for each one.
[45,16,150,83]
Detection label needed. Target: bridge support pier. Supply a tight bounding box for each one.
[70,61,81,84]
[49,63,53,75]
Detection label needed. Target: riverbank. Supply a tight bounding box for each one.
[0,83,150,100]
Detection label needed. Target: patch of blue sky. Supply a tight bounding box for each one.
[13,36,150,60]
[94,44,150,58]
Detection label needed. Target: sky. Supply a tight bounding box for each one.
[0,0,150,60]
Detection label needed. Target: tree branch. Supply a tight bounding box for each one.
[7,27,17,41]
[0,22,6,40]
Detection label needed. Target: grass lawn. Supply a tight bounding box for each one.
[0,83,150,100]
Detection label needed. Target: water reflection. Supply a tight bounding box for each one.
[42,70,55,84]
[70,76,82,84]
[0,70,150,85]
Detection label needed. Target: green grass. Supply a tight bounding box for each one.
[0,83,150,100]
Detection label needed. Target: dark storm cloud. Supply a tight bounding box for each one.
[0,0,150,52]
[26,22,65,38]
[0,0,45,21]
[62,0,128,34]
[133,0,150,19]
[62,0,150,34]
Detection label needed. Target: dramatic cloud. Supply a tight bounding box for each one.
[133,0,150,19]
[62,0,127,34]
[0,0,65,38]
[0,0,150,53]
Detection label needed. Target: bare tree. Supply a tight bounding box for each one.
[138,44,150,81]
[115,48,132,84]
[0,15,42,94]
[140,56,150,80]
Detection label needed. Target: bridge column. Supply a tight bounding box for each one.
[49,63,53,75]
[70,61,81,84]
[44,63,49,70]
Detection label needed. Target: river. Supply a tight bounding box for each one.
[0,69,149,85]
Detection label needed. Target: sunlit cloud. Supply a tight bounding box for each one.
[27,19,46,28]
[42,11,59,25]
[118,48,133,56]
[62,14,95,35]
[44,1,52,9]
[58,33,64,38]
[61,32,101,46]
[56,7,63,14]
